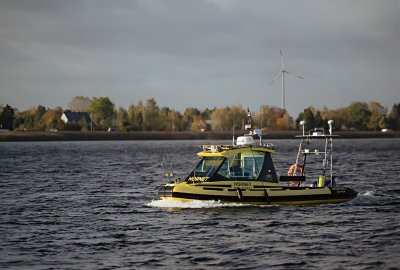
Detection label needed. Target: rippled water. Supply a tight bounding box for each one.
[1,139,399,269]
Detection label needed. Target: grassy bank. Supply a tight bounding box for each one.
[0,130,398,141]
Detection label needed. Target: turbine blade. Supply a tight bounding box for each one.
[269,72,282,85]
[286,71,304,79]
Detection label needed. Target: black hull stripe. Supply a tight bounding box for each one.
[163,192,356,203]
[158,185,357,203]
[195,184,232,188]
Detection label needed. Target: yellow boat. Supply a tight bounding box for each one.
[158,117,357,205]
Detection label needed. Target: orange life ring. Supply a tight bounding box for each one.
[288,164,304,187]
[288,163,304,176]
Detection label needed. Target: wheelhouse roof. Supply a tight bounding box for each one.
[295,134,339,139]
[198,144,275,158]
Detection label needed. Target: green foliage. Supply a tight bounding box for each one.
[296,107,315,131]
[346,102,372,130]
[314,111,324,129]
[143,98,160,131]
[90,97,115,129]
[388,103,400,131]
[296,102,388,131]
[14,106,48,131]
[126,102,144,131]
[367,102,387,130]
[114,107,129,131]
[201,108,214,119]
[0,104,15,130]
[33,105,47,130]
[14,109,35,131]
[37,105,47,118]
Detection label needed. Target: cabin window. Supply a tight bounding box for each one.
[191,157,225,178]
[214,151,266,181]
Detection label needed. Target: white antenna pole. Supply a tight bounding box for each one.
[280,49,285,110]
[300,120,306,136]
[328,120,334,183]
[328,120,334,135]
[232,113,235,145]
[282,70,285,110]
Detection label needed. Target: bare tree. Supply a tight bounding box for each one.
[68,96,92,112]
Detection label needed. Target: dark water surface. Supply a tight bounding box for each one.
[1,139,399,269]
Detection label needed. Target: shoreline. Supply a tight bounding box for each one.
[0,130,398,141]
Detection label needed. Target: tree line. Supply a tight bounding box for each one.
[1,96,399,132]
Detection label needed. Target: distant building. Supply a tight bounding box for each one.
[61,110,91,124]
[205,120,212,131]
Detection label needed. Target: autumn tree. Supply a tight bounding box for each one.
[126,101,145,131]
[32,105,47,130]
[257,105,273,130]
[127,104,137,131]
[201,108,214,120]
[191,115,207,131]
[114,107,129,131]
[143,98,160,131]
[159,107,170,131]
[281,113,296,130]
[211,105,246,131]
[158,107,182,131]
[136,101,144,131]
[14,108,35,130]
[41,107,64,130]
[35,105,45,116]
[321,107,346,130]
[182,107,201,131]
[366,101,387,130]
[169,110,182,131]
[256,106,294,130]
[210,107,228,131]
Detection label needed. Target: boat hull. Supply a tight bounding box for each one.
[158,182,358,205]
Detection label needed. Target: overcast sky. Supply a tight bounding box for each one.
[0,0,399,117]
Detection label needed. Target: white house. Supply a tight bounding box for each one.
[61,110,91,124]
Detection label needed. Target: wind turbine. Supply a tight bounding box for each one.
[269,49,304,111]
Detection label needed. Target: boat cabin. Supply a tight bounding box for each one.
[185,145,278,183]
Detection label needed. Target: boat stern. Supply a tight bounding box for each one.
[158,184,175,199]
[330,186,358,201]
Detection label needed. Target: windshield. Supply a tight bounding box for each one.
[215,151,265,180]
[191,157,225,178]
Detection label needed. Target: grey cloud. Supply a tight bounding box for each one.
[0,0,398,116]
